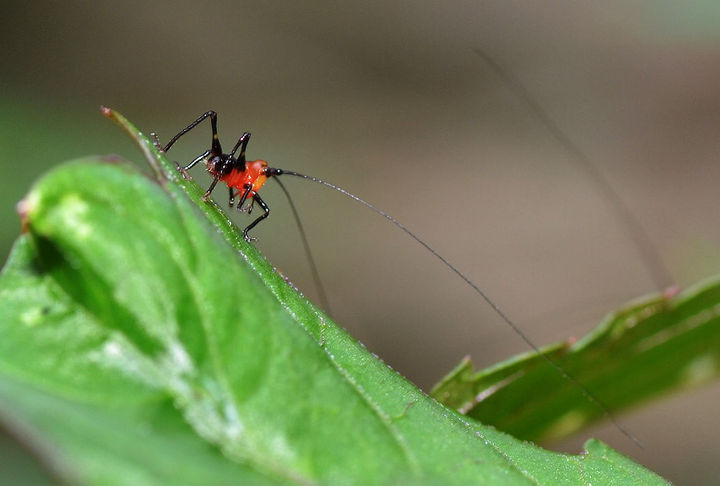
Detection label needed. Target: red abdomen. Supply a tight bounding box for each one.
[221,160,269,193]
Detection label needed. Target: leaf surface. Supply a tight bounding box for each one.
[0,109,670,485]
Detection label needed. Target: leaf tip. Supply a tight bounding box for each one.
[99,105,127,131]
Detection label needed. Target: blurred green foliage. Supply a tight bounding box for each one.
[433,284,720,442]
[0,95,140,261]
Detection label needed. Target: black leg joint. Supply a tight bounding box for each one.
[242,193,270,242]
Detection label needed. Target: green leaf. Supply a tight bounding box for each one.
[0,108,670,484]
[431,283,720,442]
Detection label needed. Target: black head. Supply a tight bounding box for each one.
[207,154,242,176]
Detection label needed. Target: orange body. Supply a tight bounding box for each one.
[219,159,269,194]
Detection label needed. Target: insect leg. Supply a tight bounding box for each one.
[236,184,253,210]
[243,199,255,214]
[163,110,222,154]
[228,187,236,207]
[229,132,251,167]
[181,150,211,173]
[201,177,220,202]
[242,193,270,241]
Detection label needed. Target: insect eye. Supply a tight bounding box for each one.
[206,156,221,171]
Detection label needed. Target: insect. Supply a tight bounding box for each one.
[156,101,663,447]
[157,112,332,310]
[158,111,282,241]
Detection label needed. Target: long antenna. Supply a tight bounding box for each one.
[275,168,643,448]
[272,177,334,316]
[473,48,672,290]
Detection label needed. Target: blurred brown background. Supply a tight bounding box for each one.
[2,1,720,484]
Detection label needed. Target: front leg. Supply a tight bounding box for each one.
[202,177,220,202]
[178,150,210,178]
[150,132,163,151]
